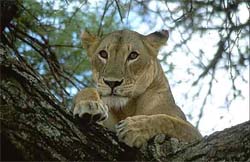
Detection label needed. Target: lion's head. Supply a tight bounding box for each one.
[81,29,168,108]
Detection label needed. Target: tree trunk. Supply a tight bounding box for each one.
[1,48,250,162]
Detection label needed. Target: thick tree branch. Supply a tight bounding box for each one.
[1,48,249,161]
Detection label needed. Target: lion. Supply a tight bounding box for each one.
[73,29,202,148]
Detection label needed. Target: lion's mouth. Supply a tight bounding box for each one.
[103,93,125,97]
[101,88,127,97]
[98,85,130,98]
[110,88,121,96]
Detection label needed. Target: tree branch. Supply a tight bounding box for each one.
[1,48,249,161]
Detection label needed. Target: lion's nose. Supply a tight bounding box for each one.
[103,79,123,89]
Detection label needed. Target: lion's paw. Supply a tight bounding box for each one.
[73,100,108,123]
[115,116,152,148]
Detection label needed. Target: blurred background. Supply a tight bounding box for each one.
[1,0,249,135]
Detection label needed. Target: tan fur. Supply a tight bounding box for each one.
[73,29,202,147]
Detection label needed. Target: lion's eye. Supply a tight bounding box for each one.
[98,50,108,59]
[128,51,139,60]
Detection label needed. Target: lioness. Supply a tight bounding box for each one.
[73,29,202,147]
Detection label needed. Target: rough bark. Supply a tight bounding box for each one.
[0,51,139,161]
[1,47,250,161]
[140,122,250,161]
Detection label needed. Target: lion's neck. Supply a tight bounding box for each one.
[148,61,176,103]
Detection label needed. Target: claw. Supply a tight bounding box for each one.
[117,120,125,125]
[100,115,107,121]
[93,113,102,122]
[115,121,127,130]
[116,126,124,133]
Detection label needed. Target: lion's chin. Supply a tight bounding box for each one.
[101,96,129,109]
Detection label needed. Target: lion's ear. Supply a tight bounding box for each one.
[81,30,98,49]
[145,29,169,49]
